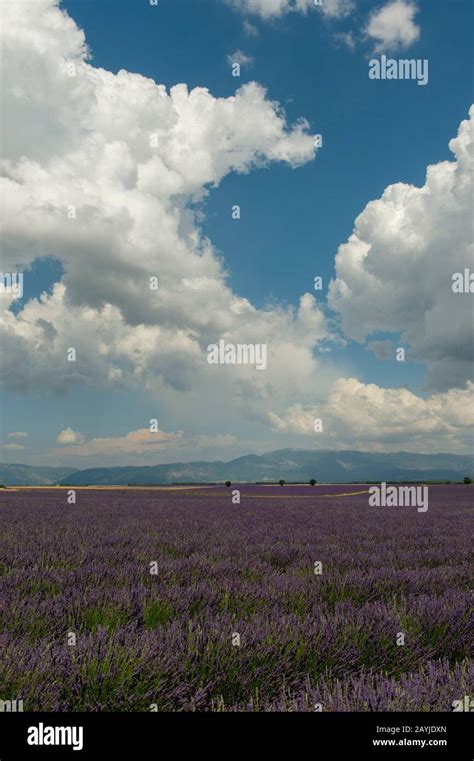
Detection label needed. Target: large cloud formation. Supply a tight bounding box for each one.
[328,107,474,392]
[268,378,474,453]
[0,0,329,402]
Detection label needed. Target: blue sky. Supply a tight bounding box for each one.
[1,0,473,466]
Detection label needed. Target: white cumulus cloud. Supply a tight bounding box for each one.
[328,107,474,392]
[227,0,354,20]
[227,49,254,68]
[57,428,85,445]
[51,428,236,459]
[365,0,420,53]
[268,378,474,453]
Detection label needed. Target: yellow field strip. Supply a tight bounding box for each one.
[3,485,214,491]
[2,487,370,498]
[238,490,371,498]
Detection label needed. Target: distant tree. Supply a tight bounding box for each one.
[310,479,317,486]
[463,476,472,484]
[0,484,5,489]
[279,479,285,487]
[225,480,231,488]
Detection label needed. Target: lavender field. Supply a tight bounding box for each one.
[0,485,472,712]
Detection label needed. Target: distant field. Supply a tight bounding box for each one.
[0,485,472,711]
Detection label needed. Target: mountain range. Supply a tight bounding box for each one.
[0,449,472,486]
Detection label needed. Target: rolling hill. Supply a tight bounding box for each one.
[0,464,76,486]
